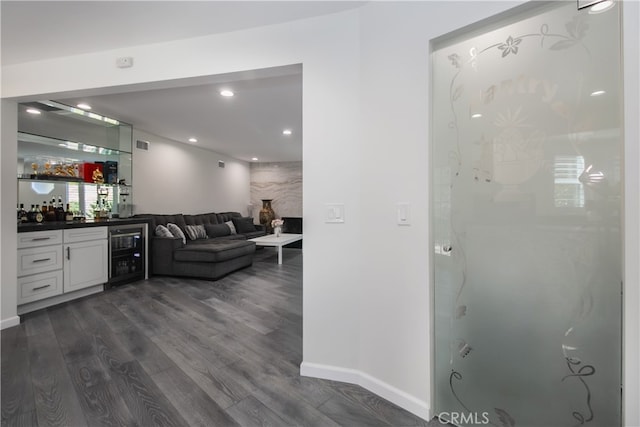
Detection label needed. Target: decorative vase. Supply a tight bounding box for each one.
[259,199,275,233]
[274,226,282,237]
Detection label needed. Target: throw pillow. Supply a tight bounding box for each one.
[155,224,174,238]
[185,224,208,240]
[232,216,257,234]
[225,220,237,234]
[167,223,186,244]
[205,223,231,238]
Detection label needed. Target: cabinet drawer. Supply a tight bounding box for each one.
[18,270,63,305]
[64,227,107,243]
[17,230,63,249]
[17,246,63,276]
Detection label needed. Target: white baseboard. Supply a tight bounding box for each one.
[0,316,20,330]
[300,361,430,421]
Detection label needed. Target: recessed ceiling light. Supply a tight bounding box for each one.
[188,137,198,143]
[26,108,41,115]
[471,113,483,118]
[590,0,614,13]
[282,129,292,135]
[590,90,606,97]
[251,157,259,161]
[220,89,234,97]
[77,103,91,110]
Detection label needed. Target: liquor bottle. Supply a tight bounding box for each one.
[65,204,74,221]
[27,204,35,222]
[18,204,28,223]
[46,207,57,222]
[56,196,65,221]
[35,204,44,223]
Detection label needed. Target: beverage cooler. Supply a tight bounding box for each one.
[107,224,145,288]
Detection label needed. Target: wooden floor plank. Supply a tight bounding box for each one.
[1,247,434,426]
[25,311,88,427]
[1,325,35,425]
[107,360,188,427]
[248,374,342,427]
[65,355,137,427]
[46,305,95,364]
[0,410,38,427]
[148,328,253,409]
[330,380,428,426]
[86,300,176,375]
[317,395,393,427]
[151,366,241,427]
[226,395,289,427]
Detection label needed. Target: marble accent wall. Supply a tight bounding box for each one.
[250,161,302,220]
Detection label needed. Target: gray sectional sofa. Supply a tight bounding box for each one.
[137,212,266,280]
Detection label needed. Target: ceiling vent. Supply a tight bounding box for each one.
[136,140,149,150]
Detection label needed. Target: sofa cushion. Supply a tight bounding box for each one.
[185,224,207,240]
[155,224,174,238]
[216,212,242,224]
[205,223,230,238]
[144,214,187,232]
[232,217,257,234]
[167,223,186,244]
[219,234,247,241]
[184,212,219,226]
[225,220,237,234]
[174,240,255,263]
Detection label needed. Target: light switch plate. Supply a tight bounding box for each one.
[397,203,411,226]
[325,203,345,223]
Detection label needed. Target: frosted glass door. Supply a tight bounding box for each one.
[432,2,622,426]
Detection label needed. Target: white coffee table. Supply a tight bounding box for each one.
[249,233,302,264]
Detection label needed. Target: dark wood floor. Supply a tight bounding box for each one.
[2,247,441,427]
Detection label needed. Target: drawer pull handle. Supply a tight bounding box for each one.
[32,258,51,263]
[32,284,51,291]
[31,237,51,241]
[67,247,71,260]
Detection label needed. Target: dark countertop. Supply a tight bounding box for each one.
[18,217,149,233]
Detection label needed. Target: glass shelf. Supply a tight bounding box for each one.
[18,132,130,159]
[19,100,132,153]
[17,100,133,218]
[17,177,130,185]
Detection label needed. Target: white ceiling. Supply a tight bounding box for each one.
[57,66,304,162]
[2,1,366,162]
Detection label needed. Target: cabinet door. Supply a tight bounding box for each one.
[64,239,108,292]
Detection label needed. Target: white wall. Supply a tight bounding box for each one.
[133,129,250,215]
[1,2,638,424]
